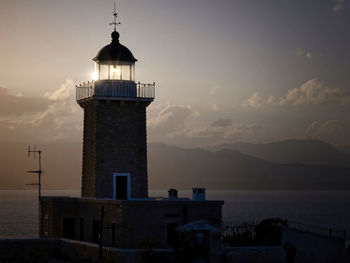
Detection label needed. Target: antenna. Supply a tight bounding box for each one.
[26,145,43,199]
[109,1,121,31]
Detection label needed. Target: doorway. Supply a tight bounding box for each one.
[92,220,100,244]
[63,217,75,239]
[113,173,131,200]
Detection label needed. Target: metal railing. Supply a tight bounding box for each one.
[76,84,94,100]
[222,220,257,238]
[221,219,347,241]
[76,80,155,101]
[286,220,347,239]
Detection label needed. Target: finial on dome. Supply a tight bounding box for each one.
[109,2,121,32]
[111,31,120,43]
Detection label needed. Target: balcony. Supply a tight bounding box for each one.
[76,80,155,102]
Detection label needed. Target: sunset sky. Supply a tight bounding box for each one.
[0,0,349,147]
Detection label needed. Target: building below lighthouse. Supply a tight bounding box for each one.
[39,8,223,259]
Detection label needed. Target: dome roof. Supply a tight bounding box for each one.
[93,31,137,63]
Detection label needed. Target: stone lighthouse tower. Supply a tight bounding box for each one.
[76,10,155,199]
[40,8,223,248]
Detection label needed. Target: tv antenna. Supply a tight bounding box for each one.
[26,145,43,199]
[109,1,121,31]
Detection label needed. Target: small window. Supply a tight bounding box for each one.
[167,223,179,247]
[63,217,75,239]
[80,218,84,241]
[44,214,49,236]
[99,64,109,80]
[93,220,100,244]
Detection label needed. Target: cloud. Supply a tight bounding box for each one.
[210,86,219,95]
[243,79,350,109]
[305,120,350,145]
[295,48,312,59]
[211,104,218,111]
[0,80,81,142]
[211,119,233,127]
[0,86,49,116]
[332,0,345,12]
[148,104,198,136]
[44,80,75,101]
[148,105,262,145]
[185,121,262,143]
[243,92,268,109]
[32,80,78,128]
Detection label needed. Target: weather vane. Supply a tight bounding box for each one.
[109,2,121,31]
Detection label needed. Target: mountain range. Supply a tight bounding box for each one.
[208,139,350,168]
[0,139,349,190]
[149,142,350,190]
[337,144,350,155]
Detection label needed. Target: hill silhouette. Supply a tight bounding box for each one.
[149,143,350,190]
[0,140,350,190]
[337,144,350,155]
[208,139,350,168]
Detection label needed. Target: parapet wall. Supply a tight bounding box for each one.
[0,239,60,262]
[281,227,347,262]
[0,238,175,263]
[223,246,282,263]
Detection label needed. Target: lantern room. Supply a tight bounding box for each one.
[93,31,137,82]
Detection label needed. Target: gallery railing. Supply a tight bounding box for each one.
[76,80,155,101]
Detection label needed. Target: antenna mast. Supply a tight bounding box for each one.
[27,145,43,199]
[109,1,121,31]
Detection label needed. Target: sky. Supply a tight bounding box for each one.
[0,0,349,147]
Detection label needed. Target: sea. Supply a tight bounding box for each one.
[0,190,350,238]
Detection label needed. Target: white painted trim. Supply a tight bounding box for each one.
[113,173,131,200]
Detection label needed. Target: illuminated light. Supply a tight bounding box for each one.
[92,62,99,81]
[92,71,98,81]
[110,65,121,80]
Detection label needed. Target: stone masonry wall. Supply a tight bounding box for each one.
[40,197,223,249]
[81,101,97,197]
[119,201,223,248]
[95,100,148,199]
[79,99,149,199]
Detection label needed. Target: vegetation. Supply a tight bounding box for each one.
[222,218,288,246]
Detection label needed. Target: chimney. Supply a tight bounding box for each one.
[168,188,178,199]
[193,188,206,201]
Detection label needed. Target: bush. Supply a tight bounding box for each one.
[254,218,287,246]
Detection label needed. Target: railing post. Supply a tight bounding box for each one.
[329,228,332,237]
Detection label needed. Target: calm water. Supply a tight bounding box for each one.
[0,190,350,238]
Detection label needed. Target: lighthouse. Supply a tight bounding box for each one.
[40,6,223,252]
[76,10,155,199]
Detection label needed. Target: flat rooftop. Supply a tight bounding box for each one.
[41,196,224,205]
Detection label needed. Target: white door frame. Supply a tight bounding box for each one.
[113,172,131,200]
